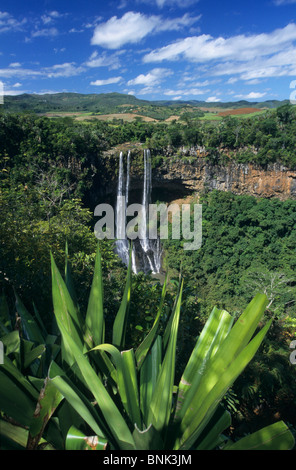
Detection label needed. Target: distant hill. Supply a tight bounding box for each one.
[0,91,289,115]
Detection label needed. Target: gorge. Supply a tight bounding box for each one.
[97,144,296,203]
[99,144,296,275]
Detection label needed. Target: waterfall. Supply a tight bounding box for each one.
[115,149,162,275]
[115,151,129,266]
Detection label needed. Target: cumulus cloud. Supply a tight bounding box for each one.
[91,11,200,49]
[144,23,296,63]
[90,76,123,86]
[235,92,267,99]
[85,51,122,70]
[43,63,85,78]
[206,96,221,102]
[0,62,84,80]
[127,68,172,86]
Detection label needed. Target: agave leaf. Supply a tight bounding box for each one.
[49,361,108,440]
[27,376,63,450]
[121,349,141,428]
[1,330,20,356]
[50,252,84,366]
[223,421,295,450]
[135,272,167,369]
[0,419,30,449]
[15,293,44,344]
[195,405,231,450]
[64,241,79,310]
[90,344,141,429]
[85,243,105,347]
[112,250,132,349]
[56,322,136,450]
[65,425,108,450]
[147,280,183,433]
[140,335,162,426]
[174,307,233,422]
[23,343,46,369]
[0,356,39,426]
[174,293,269,443]
[133,423,163,450]
[176,319,272,450]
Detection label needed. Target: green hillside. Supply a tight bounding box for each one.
[1,92,290,116]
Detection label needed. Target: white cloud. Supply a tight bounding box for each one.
[137,85,162,95]
[227,77,238,84]
[143,23,296,63]
[31,27,59,38]
[90,76,123,86]
[142,23,296,86]
[235,92,267,99]
[137,0,200,7]
[43,63,85,78]
[91,11,200,49]
[0,67,41,79]
[127,68,172,86]
[85,51,122,70]
[3,88,28,96]
[164,87,207,96]
[0,61,85,80]
[0,11,26,33]
[206,96,221,102]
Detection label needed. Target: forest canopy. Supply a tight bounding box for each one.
[0,105,296,447]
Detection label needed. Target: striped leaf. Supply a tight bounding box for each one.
[112,250,132,349]
[140,335,162,426]
[51,252,84,366]
[56,322,136,450]
[147,280,183,433]
[174,306,233,423]
[135,272,167,369]
[223,421,295,450]
[176,319,272,449]
[65,425,108,450]
[85,243,105,347]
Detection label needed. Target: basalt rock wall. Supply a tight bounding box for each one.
[96,144,296,202]
[153,156,296,200]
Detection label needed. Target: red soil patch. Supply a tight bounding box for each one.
[217,107,262,116]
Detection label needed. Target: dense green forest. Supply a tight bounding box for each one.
[0,105,296,450]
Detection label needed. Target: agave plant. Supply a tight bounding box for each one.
[0,243,295,450]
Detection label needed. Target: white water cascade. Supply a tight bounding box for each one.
[115,151,130,267]
[115,149,162,274]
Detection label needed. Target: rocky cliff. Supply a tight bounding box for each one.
[99,144,296,201]
[153,157,296,200]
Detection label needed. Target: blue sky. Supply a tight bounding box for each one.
[1,0,296,102]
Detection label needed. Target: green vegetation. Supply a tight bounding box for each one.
[1,92,289,115]
[0,245,294,450]
[163,190,296,436]
[0,103,296,450]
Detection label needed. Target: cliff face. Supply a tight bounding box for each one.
[153,158,296,200]
[99,145,296,201]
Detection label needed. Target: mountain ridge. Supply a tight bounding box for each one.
[1,91,290,114]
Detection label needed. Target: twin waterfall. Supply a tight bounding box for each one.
[115,149,162,274]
